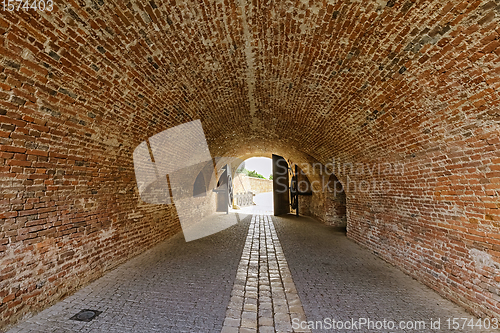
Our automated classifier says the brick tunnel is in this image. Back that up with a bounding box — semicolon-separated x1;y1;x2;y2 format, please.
1;0;500;332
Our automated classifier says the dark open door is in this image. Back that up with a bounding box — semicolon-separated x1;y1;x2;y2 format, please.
272;154;289;216
215;164;232;213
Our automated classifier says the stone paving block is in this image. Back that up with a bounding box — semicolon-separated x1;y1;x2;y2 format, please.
259;316;274;326
221;326;239;333
223;215;311;332
243;303;258;312
259;326;276;333
224;317;240;327
239;328;257;333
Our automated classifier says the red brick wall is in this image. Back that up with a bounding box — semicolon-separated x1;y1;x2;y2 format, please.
0;108;183;329
0;7;189;329
343;140;500;319
293;148;499;319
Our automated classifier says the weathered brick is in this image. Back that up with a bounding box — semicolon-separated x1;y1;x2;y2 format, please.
1;145;26;153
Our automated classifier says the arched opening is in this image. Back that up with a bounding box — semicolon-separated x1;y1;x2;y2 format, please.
233;157;273;214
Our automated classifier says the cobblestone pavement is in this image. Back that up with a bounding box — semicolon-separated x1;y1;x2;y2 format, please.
6;214;253;333
7;213;500;333
273;215;500;333
221;215;309;333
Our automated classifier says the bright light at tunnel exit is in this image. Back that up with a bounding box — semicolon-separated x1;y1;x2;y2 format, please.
237;157;273;179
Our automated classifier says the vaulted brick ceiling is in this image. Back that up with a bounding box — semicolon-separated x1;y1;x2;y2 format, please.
4;0;498;165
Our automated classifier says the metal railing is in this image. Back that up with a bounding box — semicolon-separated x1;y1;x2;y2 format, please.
234;192;254;207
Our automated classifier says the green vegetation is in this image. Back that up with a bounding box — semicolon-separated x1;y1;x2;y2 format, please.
236;167;266;179
247;169;265;179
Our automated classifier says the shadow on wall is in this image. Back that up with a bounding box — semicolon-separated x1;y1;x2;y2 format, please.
300;169;347;228
325;173;347;227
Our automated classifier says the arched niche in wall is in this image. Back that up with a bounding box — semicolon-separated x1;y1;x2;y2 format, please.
325;173;347;227
193;172;207;197
193;160;215;198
